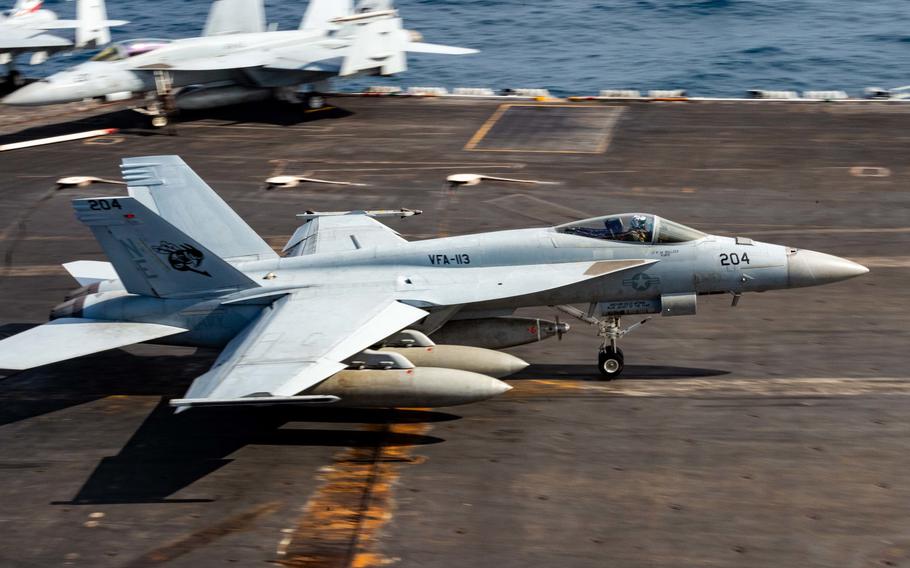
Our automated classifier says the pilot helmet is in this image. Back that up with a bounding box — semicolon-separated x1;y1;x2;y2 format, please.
630;215;648;230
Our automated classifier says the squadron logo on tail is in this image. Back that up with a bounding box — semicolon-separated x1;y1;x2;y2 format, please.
153;241;211;277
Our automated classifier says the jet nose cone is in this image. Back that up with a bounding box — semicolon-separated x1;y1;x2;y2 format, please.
2;81;64;106
787;249;869;288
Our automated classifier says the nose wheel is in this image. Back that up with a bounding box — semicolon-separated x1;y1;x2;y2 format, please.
598;347;624;378
305;93;326;110
554;305;649;381
133;71;177;131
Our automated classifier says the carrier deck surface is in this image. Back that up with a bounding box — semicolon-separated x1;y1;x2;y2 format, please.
0;97;907;567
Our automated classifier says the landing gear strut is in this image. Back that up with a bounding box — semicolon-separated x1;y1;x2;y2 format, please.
595;315;635;380
135;70;177;130
554;305;649;381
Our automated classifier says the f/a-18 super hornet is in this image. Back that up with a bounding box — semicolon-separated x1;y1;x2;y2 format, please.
0;156;868;410
0;0;126;88
2;0;476;126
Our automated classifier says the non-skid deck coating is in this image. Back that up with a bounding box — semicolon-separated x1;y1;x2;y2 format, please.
0;96;908;568
464;104;623;153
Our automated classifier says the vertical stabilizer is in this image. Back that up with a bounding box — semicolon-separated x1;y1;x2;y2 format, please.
300;0;353;30
203;0;265;36
73;196;258;298
75;0;112;47
11;0;43;18
123;156;278;262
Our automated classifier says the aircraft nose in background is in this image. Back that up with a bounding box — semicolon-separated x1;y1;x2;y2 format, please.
787;249;869;288
2;81;57;106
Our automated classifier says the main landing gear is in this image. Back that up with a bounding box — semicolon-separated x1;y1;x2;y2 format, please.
274;86;327;111
555;305;649;380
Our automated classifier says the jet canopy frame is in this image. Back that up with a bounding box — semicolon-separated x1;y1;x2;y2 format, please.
90;38;172;62
556;213;706;245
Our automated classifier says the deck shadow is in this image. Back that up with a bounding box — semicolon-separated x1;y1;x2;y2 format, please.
0;101;354;145
57;400;451;505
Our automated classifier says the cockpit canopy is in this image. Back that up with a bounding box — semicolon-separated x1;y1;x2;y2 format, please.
90;39;173;62
556;213;706;244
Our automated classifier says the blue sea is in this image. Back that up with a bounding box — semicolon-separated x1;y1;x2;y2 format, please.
30;0;910;97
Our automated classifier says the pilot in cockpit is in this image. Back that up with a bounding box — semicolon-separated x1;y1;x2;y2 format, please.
625;214;651;242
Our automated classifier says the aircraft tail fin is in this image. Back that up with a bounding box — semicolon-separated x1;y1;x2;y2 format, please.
203;0;266;36
73;196;259;299
75;0;117;47
123;156;278;263
330;1;476;77
300;0;353;30
10;0;42;18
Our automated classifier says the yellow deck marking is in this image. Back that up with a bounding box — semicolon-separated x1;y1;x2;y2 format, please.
464;103;623;153
511;378;910;398
277;420;430;568
463;103;512;150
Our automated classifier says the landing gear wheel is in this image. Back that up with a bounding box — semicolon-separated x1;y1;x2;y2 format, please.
598;347;624;380
151;115;169;128
305;93;326;110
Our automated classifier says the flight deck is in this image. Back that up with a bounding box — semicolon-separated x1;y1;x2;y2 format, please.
0;96;908;567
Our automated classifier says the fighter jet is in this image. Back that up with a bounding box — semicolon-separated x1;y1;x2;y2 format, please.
0;156;868;409
0;0;126;87
2;0;477;127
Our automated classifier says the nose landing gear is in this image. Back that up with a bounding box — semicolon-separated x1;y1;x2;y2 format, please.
134;70;177;131
555;304;650;380
598;346;624;378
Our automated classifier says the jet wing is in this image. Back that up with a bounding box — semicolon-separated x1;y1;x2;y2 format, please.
0;318;187;371
0;29;72;50
283;215;408;256
174;290;427;407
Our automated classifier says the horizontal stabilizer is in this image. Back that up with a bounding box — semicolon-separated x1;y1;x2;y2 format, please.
0;318;187;371
62;260;117;286
170;395;340;409
406;42;478;55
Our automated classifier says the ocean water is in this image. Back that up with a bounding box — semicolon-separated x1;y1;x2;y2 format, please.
29;0;910;97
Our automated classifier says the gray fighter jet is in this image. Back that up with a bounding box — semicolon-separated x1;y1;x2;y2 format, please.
2;0;476;126
0;0;126;87
0;156;868;409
